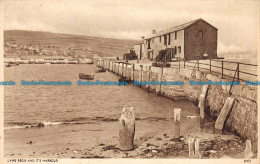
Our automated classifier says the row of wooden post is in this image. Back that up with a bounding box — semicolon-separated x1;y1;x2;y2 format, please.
119;107;181;150
119;106;253;158
101;63;254;158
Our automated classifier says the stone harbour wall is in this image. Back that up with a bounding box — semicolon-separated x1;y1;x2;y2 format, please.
97;60;258;153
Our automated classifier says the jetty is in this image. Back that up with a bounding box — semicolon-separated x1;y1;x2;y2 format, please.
96;58;258;155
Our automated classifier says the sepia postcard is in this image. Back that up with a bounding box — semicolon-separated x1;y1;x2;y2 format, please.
0;0;259;163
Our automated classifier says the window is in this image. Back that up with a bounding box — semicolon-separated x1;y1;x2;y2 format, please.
159;36;161;43
168;33;171;45
164;35;167;46
171;48;174;58
175;31;177;39
178;46;181;53
174;46;177;54
147;39;151;49
199;31;204;39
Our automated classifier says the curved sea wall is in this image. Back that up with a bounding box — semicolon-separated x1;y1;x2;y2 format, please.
97;60;258;153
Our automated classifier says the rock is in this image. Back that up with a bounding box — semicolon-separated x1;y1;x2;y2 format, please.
73;150;78;154
27;141;33;144
209;150;216;153
152;150;158;153
36;122;45;127
156;137;162;141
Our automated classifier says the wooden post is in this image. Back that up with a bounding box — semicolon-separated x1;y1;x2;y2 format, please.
132;64;135;82
244;140;253;158
209;60;211;73
139;65;143;87
189;138;200;158
189;138;195;157
221;60;224;79
215;97;235;133
146;66;151;92
121;63;124;77
237;62;240;81
117;63;120;75
198;85;208;126
119;107;135;151
173;108;181;139
140;65;143;82
194;138;200;158
158;67;163;95
199;94;205;125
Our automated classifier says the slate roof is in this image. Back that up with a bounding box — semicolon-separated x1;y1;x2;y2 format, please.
145;18;217;39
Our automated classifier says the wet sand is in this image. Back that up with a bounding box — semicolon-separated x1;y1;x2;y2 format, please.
4;102;247;159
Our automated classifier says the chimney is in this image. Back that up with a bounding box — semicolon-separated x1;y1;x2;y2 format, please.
152;30;156;34
141;36;145;44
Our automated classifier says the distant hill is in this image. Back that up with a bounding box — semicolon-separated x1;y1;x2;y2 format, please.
4;30;138;58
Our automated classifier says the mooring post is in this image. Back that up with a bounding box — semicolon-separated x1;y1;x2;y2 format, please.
139;65;143;87
147;66;151;92
215;97;235;133
199;94;205;125
189;138;200;158
194;138;200;158
244;140;253;158
132;63;135;82
121;63;124;77
119;107;135;151
189;138;195;157
117;63;120;75
158;67;163;95
141;65;143;83
173;108;181;139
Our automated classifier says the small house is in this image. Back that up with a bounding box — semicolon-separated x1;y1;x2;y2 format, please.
141;18;218;61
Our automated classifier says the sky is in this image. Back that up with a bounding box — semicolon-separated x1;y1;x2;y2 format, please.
3;0;259;54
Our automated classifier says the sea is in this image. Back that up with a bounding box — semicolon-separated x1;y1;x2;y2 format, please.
4;64;195;130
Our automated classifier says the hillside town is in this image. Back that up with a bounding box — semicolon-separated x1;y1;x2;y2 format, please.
4;41;101;59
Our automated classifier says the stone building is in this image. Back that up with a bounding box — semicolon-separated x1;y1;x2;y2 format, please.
137;18;218;61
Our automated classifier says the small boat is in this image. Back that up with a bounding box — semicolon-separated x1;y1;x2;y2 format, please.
79;73;94;80
95;68;106;73
118;77;132;84
6;63;19;67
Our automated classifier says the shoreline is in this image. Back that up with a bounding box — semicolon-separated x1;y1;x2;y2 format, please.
4;104;247;159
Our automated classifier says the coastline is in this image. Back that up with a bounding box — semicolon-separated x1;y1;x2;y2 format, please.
4;102;246;159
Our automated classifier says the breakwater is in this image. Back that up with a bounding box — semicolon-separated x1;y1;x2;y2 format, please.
4;58;93;64
97;59;258;153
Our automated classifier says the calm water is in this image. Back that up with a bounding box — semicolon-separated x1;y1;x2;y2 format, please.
4;64;196;129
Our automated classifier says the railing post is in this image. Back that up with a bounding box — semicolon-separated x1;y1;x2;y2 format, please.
197;59;199;71
210;60;211;74
221;60;224;78
179;60;180;72
237;62;240;81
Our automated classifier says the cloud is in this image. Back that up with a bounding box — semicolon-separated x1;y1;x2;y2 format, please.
3;0;259;52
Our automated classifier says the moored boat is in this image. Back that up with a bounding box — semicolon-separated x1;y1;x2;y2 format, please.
95;68;106;73
6;63;19;67
79;73;94;80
